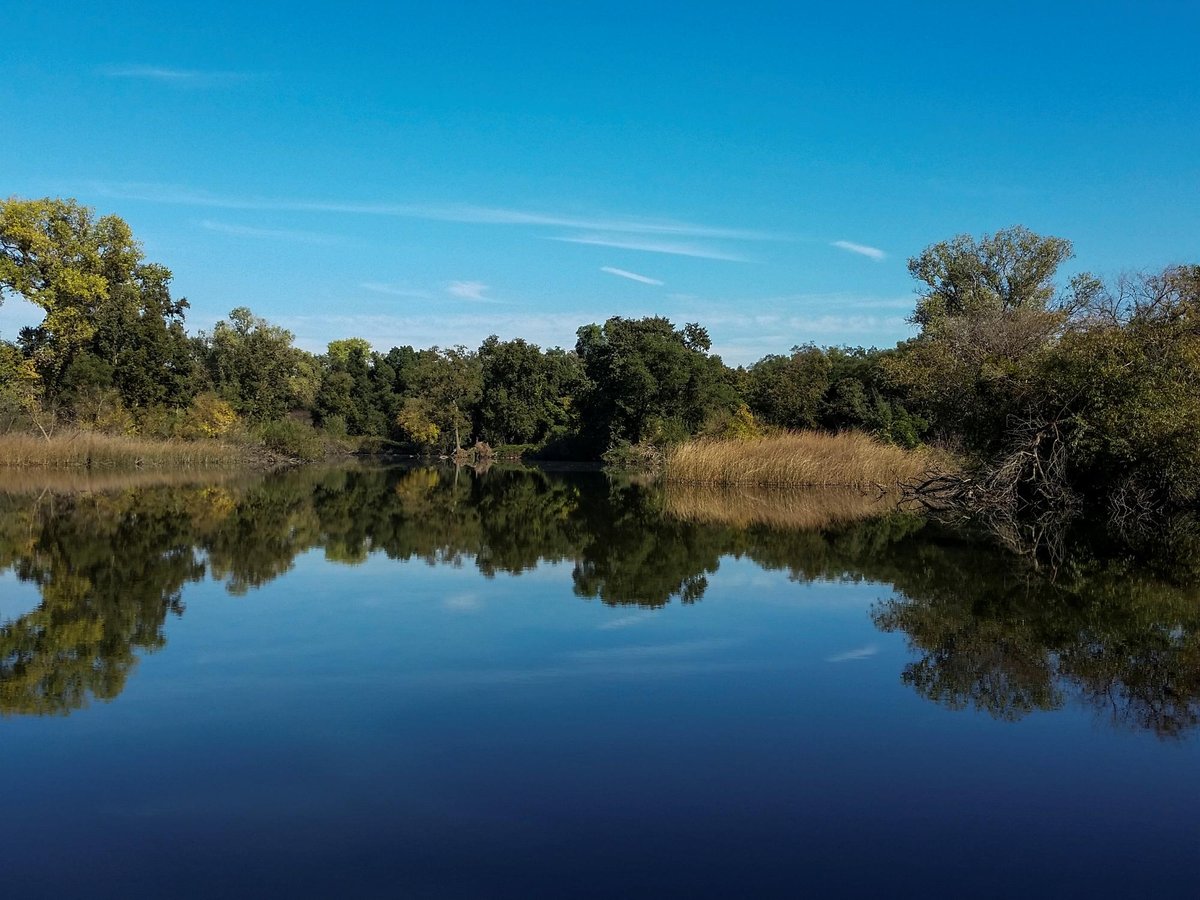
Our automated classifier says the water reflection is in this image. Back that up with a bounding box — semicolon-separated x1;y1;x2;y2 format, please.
1;464;1198;736
872;535;1200;738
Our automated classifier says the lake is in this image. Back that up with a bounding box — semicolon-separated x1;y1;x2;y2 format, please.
1;465;1197;898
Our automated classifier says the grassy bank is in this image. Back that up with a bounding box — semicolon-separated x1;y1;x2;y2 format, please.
0;431;269;470
665;430;939;487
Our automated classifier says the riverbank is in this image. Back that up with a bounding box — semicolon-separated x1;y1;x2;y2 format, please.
664;431;941;488
0;427;946;494
0;430;284;470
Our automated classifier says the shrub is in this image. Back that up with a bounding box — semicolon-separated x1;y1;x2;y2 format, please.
183;392;239;439
321;414;348;440
258;418;325;462
395;398;440;447
701;403;762;441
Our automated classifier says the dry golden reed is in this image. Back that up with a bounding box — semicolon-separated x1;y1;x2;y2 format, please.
663;482;899;530
665;430;936;488
0;466;248;495
0;431;256;471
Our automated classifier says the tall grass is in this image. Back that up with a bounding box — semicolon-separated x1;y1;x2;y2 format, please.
663;482;900;530
0;430;261;470
665;430;939;487
0;466;248;495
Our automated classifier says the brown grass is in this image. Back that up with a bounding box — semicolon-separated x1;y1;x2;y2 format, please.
0;430;261;470
663;482;900;530
665;430;939;488
0;466;249;495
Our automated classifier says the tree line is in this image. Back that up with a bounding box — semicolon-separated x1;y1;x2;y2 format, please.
3;196;1199;517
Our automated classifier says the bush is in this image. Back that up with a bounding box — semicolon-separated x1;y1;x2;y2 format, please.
258;418;326;462
73;387;136;435
701;403;762;441
644;415;692;446
394;398;441;448
322;414;348;440
181;392;239;439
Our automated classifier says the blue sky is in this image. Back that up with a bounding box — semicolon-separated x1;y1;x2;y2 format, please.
2;1;1197;364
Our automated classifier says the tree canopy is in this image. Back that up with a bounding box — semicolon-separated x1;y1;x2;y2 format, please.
574;316;737;445
907;225;1074;328
0;197;194;412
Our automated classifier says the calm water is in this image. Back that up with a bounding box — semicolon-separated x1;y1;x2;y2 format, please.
1;465;1197;898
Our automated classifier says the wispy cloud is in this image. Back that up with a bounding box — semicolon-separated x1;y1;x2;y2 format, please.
88;182;775;242
360;282;433;299
598;613;653;630
554;234;750;262
99;66;256;86
415;658;766;686
275;303;914;367
826;644;879;663
437;207;770;240
443;592;482;612
667;296;915;365
446;281;493;302
199;220;337;244
678;307;908;336
278;310;607;356
831;240;887;261
566;639;738;662
785;314;905;334
706;313;910;363
600;266;664;285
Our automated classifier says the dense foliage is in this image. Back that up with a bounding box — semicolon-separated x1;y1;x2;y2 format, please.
3;196;1199;520
886;227;1200;519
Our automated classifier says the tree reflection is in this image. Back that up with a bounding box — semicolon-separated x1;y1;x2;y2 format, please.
872;528;1200;738
0;489;202;714
1;465;1198;736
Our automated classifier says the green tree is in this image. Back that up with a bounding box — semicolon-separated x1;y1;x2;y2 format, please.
0;341;40;433
409;346;482;450
746;344;832;429
907;225;1074;328
817;347;926;447
315;339;402;437
476;336;582;445
86;259;196;411
316;338;371;434
0;197;194;410
0;198;120;387
884;226;1082;453
201;307;308;421
477;336;546;444
1037;265;1200;507
574;316;737;447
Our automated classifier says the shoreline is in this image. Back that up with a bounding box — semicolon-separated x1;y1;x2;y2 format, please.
0;430;292;471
